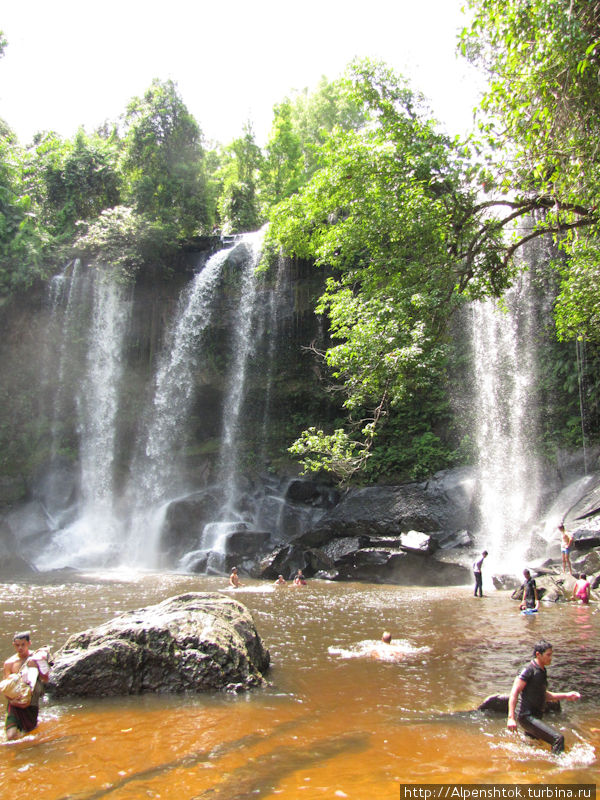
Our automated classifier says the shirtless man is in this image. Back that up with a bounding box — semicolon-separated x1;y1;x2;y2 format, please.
559;523;573;574
3;632;50;740
229;567;242;588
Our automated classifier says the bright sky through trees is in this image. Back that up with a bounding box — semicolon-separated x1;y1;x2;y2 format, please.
0;0;483;145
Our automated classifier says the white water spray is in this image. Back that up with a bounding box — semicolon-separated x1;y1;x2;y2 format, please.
471;267;543;569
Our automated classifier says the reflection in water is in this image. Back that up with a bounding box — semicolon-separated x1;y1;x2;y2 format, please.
0;574;598;797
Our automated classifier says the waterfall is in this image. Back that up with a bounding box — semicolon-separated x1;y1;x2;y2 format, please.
197;229;267;570
37;266;132;569
471;265;543;568
124;245;233;565
23;230;323;574
215;228;266;507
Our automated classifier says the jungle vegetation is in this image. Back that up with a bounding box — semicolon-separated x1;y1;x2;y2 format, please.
0;0;598;484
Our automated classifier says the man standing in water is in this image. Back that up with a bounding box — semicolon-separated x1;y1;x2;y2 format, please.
519;569;539;611
472;550;488;597
3;631;50;740
507;639;580;753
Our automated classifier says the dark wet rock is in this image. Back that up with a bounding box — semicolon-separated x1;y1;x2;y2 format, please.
298;471;477;549
47;592;270;698
492;573;522;591
572;547;600;575
478;694;560;714
159;490;224;558
226;529;271;557
0;553;39;579
571;529;600;551
284;479;340;508
260;531;470;585
332;547;469;585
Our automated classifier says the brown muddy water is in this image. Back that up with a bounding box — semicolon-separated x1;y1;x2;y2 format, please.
1;572;598;798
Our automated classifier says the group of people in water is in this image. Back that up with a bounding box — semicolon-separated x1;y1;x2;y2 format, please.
468;521;591;754
228;566;307;588
472;522;593;607
2;524;591;754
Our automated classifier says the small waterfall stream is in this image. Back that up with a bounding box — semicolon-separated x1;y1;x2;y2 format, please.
38;266;132;568
470;254;544;568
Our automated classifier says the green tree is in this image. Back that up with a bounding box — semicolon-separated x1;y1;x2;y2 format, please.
269;60;484;481
461;0;600;341
28;128;121;241
120;79;211;236
289;75;365;179
0;127;49;295
216;122;262;233
260;99;304;209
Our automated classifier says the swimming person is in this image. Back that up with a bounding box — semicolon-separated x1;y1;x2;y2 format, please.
229;567;242;588
507;639;580;753
3;632;50;741
293;570;307;586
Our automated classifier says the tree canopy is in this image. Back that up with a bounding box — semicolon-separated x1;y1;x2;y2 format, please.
268;60;489;479
461;0;600;342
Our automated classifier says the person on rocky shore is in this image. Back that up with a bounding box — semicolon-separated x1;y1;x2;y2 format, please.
519;569;539;612
573;573;591;604
472;550;488;597
273;575;287;586
507;639;580;754
559;523;573;574
3;631;50;741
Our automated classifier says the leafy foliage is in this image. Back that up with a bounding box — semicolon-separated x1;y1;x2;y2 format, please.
216;123;263;233
462;0;600;341
73;206;178;282
271;60;481;480
120;79;211;236
28;128;121;240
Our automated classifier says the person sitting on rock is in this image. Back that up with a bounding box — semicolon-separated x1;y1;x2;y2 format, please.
573;573;591;604
273;575;287;586
229;567;243;588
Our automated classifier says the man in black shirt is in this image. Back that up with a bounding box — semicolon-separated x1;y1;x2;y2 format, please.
519;569;539;611
507;640;580;753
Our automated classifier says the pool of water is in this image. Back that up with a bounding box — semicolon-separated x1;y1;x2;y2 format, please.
1;572;598;797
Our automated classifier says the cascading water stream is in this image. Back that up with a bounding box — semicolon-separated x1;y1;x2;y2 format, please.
200;229;266;570
125;244;234;565
471;266;543;569
37;267;132;569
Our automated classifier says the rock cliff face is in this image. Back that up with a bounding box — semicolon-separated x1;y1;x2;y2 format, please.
47;593;270;697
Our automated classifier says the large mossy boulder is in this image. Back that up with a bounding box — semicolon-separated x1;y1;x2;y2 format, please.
47;592;270;698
